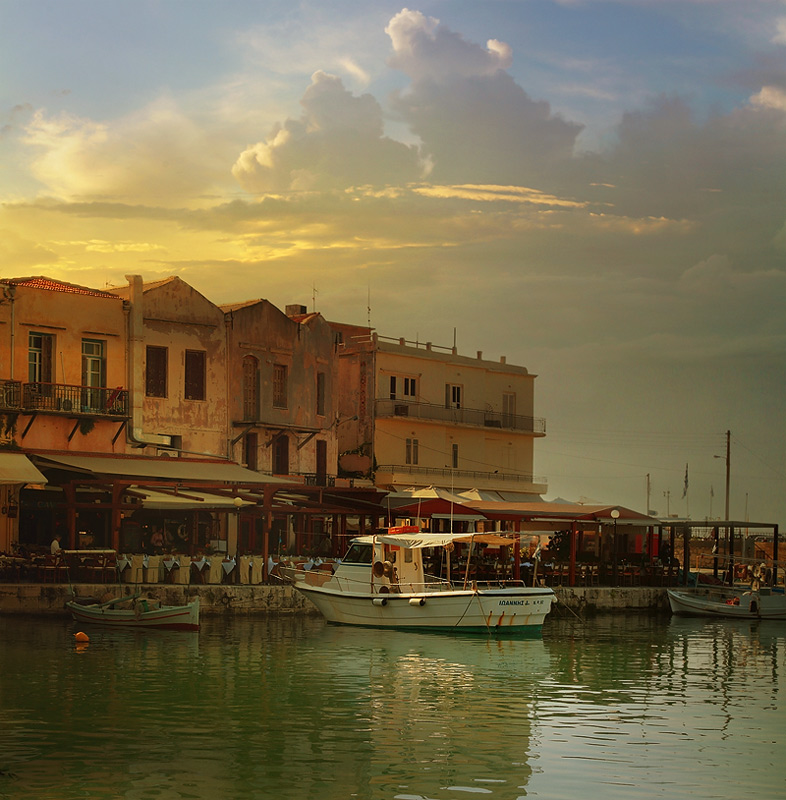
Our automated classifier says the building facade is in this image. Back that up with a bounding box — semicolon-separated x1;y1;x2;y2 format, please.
331;326;547;497
221;300;340;483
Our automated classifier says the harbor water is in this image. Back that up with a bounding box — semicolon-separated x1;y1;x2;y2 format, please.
0;613;782;800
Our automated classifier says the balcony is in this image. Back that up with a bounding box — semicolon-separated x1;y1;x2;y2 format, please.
0;380;128;418
375;464;548;490
375;398;546;435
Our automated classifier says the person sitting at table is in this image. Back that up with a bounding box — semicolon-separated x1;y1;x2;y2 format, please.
50;534;63;556
149;528;164;553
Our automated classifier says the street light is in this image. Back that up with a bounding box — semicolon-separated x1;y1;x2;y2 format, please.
611;509;620;584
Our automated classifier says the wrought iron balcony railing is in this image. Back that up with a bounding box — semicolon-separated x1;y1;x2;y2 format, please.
0;380;128;418
375;398;546;435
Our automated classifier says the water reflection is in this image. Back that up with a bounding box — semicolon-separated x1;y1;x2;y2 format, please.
0;615;783;800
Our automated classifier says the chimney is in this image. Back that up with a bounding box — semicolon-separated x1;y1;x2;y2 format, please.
286;304;308;317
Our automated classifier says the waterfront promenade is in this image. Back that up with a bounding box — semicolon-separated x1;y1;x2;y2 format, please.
0;581;671;618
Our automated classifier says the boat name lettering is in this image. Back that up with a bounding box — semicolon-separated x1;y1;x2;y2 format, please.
499;600;527;606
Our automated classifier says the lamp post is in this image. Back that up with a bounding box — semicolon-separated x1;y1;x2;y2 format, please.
714;430;731;580
232;495;243;559
611;509;620;584
713;430;731;521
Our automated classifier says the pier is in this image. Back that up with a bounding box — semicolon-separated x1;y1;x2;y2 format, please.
0;582;671;618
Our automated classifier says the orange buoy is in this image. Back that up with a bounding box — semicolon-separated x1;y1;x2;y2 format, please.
74;631;89;643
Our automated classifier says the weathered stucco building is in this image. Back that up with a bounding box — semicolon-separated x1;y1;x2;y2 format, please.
221;300;339;483
330;324;547;497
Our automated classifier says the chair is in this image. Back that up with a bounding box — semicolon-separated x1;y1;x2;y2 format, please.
190;558;209;585
38;554;67;583
98;553;118;583
205;558;223;584
249;558;264;584
144;555;162;583
127;554;145;583
238;556;252;585
78;555;102;583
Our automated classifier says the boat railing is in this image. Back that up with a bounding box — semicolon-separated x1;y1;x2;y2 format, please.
281;566;531;594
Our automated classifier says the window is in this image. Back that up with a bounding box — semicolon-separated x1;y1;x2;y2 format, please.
502;444;514;471
244;432;258;471
146;346;167;398
316;372;326;416
502;392;516;427
273;364;288;409
343;543;372;564
184;350;206;400
316;439;327;484
406;437;419;465
452;443;459;469
242;355;259;420
390;375;417;400
446;384;462;409
81;339;106;410
28;332;54;386
273;433;289;475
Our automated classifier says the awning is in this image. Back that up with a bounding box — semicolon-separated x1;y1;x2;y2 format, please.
130;488;256;510
353;533;479;549
465;500;654;524
0;453;47;484
32;454;293;485
392;497;486;521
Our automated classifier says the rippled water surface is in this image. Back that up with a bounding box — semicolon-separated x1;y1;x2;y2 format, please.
0;612;782;799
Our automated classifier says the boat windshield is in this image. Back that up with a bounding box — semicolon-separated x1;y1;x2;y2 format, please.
342;543;373;564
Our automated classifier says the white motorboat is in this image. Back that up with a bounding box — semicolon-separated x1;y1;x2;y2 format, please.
66;593;200;630
287;528;555;635
667;586;786;620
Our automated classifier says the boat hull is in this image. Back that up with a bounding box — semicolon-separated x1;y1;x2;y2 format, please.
667;588;786;620
66;598;200;631
294;584;554;634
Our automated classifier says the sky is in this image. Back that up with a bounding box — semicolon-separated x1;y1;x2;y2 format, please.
2;0;785;527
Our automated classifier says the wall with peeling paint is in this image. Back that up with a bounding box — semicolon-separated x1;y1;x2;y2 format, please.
224;300;340;478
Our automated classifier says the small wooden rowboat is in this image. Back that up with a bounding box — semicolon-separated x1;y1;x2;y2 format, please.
66;593;200;631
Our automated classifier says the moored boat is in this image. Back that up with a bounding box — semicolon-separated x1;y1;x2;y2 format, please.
66;593;200;630
667;586;786;620
286;528;554;635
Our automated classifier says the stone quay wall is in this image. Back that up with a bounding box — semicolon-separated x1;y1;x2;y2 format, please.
0;583;672;618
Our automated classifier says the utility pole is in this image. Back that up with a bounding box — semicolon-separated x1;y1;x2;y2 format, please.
663;489;671;517
714;430;731;521
724;429;730;521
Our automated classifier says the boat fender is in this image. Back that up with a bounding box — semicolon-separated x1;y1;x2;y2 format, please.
382;560;394;577
372;597;387;606
409;597;426;606
372;561;385;577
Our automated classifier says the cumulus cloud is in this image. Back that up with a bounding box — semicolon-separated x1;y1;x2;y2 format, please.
386;9;512;80
232;70;422;192
775;17;786;45
386;9;582;185
750;85;786;110
22;98;231;205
